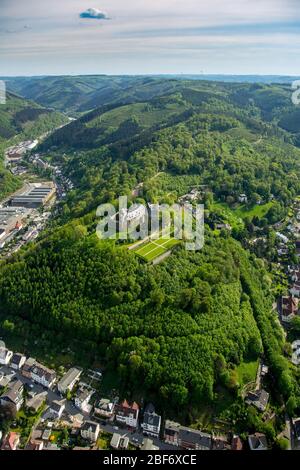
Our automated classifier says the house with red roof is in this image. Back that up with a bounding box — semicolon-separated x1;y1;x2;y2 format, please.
115;399;139;429
281;296;299;323
1;432;20;450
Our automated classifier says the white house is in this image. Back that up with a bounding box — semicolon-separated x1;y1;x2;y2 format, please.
94;398;115;419
276;232;289;244
80;421;100;443
30;362;56;389
75;388;93;413
57;367;82;395
121;204;146;223
238;194;248;203
290;282;300;298
292;340;300;366
49;399;66;420
0;347;13;365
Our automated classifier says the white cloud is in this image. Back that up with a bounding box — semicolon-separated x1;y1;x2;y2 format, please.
79;8;110;20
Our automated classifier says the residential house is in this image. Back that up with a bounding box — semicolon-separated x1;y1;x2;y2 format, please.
94;398;115;419
212;435;231;450
43;443;60;451
238;194;248;203
292;340;300;366
0;371;15;388
231;435;243;451
141;438;159;451
110;433;121;449
1;432;20;450
10;352;26;370
215;223;232;231
70;413;84;427
25;439;44;450
110;433;129;450
291;270;300;283
261;365;269;378
164;420;181;445
245;389;269;412
290;282;300;298
57;367;82;395
48;399;66;420
248;433;268;451
75;387;94;413
0;346;13;365
80;421;100;443
115;400;140;429
164;421;212;450
276;232;289;244
293;418;300;442
178;427;212;450
26;392;47;414
142;403;161;438
22;357;36;379
30;362;56;389
42;429;51;441
0;379;24;412
281;296;298;323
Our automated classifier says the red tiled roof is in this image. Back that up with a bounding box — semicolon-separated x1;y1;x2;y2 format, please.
282;296;298;315
1;432;20;450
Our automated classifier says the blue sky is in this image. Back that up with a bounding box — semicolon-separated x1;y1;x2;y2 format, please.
0;0;299;76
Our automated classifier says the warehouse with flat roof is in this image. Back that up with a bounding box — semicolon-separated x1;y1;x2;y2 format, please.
10;186;55;208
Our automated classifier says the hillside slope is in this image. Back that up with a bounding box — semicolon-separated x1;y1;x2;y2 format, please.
0;92;68;199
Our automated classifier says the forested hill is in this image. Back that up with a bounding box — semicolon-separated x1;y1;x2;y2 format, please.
0;92;68;199
3;74;299;116
0;229;286;412
0;92;67;141
0;78;300;428
38;80;300;153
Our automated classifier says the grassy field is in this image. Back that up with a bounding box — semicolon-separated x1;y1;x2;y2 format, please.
234;202;274;220
236;360;259;386
213;201;274;227
134;237;180;262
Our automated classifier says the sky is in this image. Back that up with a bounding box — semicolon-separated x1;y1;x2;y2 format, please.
0;0;300;76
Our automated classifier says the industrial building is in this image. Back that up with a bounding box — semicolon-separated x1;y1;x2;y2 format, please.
9;186;55;208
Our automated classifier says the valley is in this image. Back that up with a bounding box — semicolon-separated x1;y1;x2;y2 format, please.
0;75;300;450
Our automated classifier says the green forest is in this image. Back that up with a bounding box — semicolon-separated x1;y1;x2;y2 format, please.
1;76;300;434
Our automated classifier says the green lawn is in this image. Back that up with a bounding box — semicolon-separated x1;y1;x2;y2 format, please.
134;237;180;262
213;201;274;227
12;405;46;448
236;360;259;386
234;202;274;220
